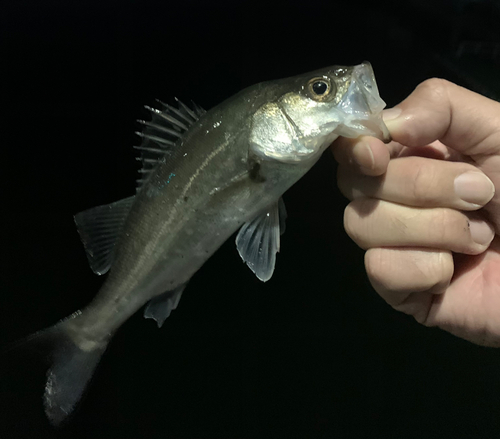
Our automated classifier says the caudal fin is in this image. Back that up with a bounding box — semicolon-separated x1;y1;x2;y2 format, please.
22;315;109;426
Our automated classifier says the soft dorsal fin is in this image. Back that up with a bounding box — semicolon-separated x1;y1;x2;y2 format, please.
144;284;187;328
235;197;287;282
74;196;135;275
134;99;206;190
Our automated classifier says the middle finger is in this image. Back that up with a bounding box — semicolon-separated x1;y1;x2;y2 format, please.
338;155;495;211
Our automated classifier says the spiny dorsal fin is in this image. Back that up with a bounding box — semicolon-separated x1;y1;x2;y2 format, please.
74;196;135;275
134;99;206;191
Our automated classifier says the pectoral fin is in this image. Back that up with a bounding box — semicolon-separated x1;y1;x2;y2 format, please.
235;198;286;282
144;284;186;328
277;196;287;235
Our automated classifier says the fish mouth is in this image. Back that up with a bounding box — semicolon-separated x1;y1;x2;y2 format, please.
337;62;392;143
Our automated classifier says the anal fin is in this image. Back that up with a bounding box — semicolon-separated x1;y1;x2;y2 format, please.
144;284;186;328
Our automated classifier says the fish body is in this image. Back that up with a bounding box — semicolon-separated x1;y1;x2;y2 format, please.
32;63;390;424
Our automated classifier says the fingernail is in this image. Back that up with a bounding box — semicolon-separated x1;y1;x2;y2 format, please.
382;107;402;121
454;172;495;206
469;220;495;246
352;141;374;170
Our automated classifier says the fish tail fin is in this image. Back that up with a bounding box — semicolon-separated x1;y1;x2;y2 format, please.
17;314;109;426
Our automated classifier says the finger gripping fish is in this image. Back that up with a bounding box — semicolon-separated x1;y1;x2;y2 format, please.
29;62;390;425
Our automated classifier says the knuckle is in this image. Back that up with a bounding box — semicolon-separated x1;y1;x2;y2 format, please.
343;199;373;248
416;78;452;102
434;251;454;284
418;253;453;327
344;198;382;249
398;78;455;147
343;204;359;242
364;249;394;299
423;251;453;290
365;248;399;288
410;160;440;205
430;208;456;243
364;248;381;280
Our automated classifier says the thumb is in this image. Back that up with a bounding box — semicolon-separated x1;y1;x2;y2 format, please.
384;78;500;158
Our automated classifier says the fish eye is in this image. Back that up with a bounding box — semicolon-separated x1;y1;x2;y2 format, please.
307;77;333;101
312;81;328;95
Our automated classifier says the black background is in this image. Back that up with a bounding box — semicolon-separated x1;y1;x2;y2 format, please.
1;1;500;438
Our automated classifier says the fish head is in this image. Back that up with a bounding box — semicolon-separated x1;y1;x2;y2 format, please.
249;62;391;164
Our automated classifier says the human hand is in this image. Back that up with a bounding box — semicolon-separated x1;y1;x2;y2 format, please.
332;78;500;347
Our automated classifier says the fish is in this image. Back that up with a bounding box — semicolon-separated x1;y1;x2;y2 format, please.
24;62;390;425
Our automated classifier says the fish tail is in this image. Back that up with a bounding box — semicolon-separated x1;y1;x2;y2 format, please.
18;313;109;426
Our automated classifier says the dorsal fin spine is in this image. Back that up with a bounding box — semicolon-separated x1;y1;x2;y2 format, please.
175;97;198;121
155;100;193;125
135;131;176;146
156;111;189;131
191;100;207;117
137;120;183;138
133;145;166;154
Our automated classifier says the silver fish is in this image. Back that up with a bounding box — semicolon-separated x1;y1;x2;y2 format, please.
30;62;390;425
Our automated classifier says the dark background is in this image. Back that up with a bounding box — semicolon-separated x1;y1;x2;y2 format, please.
1;0;500;438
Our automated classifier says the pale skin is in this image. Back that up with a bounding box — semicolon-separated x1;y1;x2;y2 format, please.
331;78;500;347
